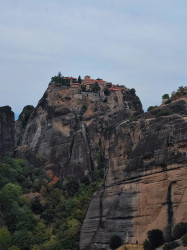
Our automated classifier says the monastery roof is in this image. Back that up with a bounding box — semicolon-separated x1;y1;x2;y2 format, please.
64;77;77;80
109;87;124;91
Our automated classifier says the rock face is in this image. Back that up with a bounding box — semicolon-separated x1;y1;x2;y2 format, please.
16;86;143;179
0;106;15;157
80;100;187;249
1;84;186;250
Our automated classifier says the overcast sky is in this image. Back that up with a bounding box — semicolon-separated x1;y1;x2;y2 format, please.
0;0;187;118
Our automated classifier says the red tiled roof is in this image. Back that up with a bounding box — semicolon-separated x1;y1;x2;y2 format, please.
109;88;123;91
64;77;77;80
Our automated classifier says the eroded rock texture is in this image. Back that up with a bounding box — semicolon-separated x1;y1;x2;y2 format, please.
80;100;187;249
0;106;15;157
16;86;142;179
1;84;186;250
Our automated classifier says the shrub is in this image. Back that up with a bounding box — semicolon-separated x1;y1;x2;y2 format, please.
143;229;164;250
147;105;158;111
173;222;187;239
109;235;123;250
157;110;171;117
182;233;187;246
163;241;179;249
130;88;136;94
162;94;170;99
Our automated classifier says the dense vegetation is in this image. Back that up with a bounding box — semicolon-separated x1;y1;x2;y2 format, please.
0;157;105;250
49;72;70;87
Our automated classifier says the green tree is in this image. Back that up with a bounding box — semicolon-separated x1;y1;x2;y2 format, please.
90;82;101;93
78;75;82;84
81;85;86;92
0;226;11;250
162;94;169;99
130;88;136;94
2;183;22;200
12;230;33;250
147;106;158;112
143;229;164;250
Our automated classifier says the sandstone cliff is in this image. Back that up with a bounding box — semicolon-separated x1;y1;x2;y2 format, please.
15;86;143;179
80;99;187;249
0;106;15;157
0;84;186;250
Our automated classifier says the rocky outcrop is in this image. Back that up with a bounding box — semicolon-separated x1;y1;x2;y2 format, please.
1;83;186;250
15;105;35;146
15;86;143;179
80;99;187;249
0;106;15;157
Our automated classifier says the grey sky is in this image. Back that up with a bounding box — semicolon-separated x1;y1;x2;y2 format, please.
0;0;187;117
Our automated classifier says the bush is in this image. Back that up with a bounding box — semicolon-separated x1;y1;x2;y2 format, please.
130;88;136;94
163;241;179;250
162;94;170;99
182;233;187;246
109;235;123;250
143;229;164;250
173;222;187;239
157;110;171;117
147;105;158;111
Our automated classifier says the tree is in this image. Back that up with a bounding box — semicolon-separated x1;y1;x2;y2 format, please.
143;229;164;250
58;72;62;78
109;235;123;250
130;88;136;94
12;230;33;249
78;75;82;84
147;106;158;112
162;94;169;99
81;85;86;92
91;82;101;93
0;226;11;250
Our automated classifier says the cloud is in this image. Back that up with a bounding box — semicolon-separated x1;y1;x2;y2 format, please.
0;0;187;114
